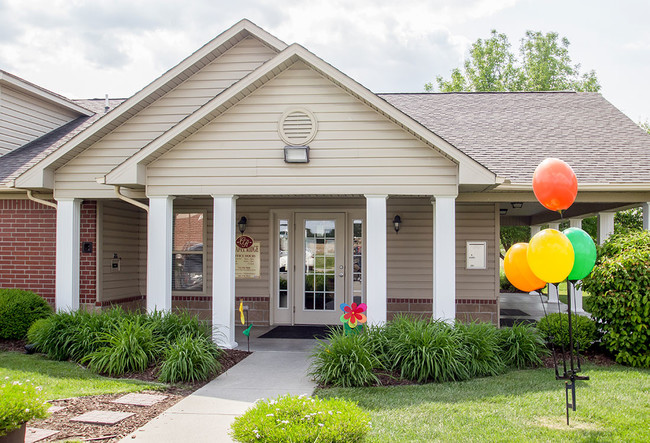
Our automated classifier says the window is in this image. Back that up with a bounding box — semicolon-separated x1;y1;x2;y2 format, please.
278;219;289;308
352;219;364;304
172;211;205;292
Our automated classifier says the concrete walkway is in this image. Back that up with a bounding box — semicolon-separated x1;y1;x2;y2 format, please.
120;327;318;442
500;292;590;326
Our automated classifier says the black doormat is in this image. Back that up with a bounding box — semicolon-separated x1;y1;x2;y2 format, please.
259;325;340;339
500;308;530;317
499;318;537;327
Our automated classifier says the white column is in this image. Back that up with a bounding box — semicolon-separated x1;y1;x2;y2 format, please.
55;198;81;312
569;218;582;229
147;196;174;312
365;195;387;325
642;203;650;231
597;212;615;245
212;195;238;348
432;196;456;322
547;283;559;304
568;218;584;311
548;222;560;230
530;225;541;237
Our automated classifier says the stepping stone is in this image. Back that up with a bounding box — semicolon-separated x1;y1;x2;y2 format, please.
25;428;59;443
112;392;168;407
47;405;66;413
70;410;134;425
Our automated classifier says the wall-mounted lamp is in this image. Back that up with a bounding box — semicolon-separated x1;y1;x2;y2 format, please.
510;202;523;209
499;208;508;216
284;146;310;163
238;216;248;234
393;215;402;233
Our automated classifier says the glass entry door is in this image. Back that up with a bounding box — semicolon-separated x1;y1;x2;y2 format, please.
294;213;345;324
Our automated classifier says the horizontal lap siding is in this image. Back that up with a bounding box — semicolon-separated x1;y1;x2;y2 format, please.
54;37;277;197
0;86;79;155
455;203;499;301
146;62;457;196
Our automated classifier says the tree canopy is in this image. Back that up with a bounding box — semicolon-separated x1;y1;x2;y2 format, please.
427;30;600;93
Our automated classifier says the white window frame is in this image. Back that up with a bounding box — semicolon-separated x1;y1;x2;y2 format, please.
172;209;207;295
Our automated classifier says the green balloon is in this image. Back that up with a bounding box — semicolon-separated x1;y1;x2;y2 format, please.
563;227;597;281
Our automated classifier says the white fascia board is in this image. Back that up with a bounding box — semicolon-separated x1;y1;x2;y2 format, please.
14;19;287;190
498;182;650;192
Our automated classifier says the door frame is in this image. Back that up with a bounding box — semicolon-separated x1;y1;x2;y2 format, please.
269;208;366;325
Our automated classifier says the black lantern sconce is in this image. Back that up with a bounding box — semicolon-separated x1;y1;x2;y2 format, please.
393;215;402;233
511;202;523;209
238;216;247;234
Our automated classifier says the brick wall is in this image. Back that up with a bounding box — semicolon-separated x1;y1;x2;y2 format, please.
80;201;97;306
0;199;56;305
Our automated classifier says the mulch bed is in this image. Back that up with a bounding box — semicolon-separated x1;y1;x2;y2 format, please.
1;341;250;442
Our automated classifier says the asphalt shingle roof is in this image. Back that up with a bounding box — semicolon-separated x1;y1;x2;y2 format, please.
379;91;650;184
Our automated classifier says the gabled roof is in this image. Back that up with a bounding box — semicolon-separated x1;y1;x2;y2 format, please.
103;44;496;188
15;19;287;189
0;70;93;116
380;92;650;185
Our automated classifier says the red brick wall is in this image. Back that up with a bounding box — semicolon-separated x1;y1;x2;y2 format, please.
0;199;98;309
0;199;56;305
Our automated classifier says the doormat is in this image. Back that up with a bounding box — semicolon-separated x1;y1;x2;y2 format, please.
500;308;530;317
259;325;340;339
499;318;537;328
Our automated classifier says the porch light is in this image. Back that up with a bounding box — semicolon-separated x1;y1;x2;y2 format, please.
238;216;247;234
511;202;523;209
500;208;508;216
393;215;402;233
284;146;310;163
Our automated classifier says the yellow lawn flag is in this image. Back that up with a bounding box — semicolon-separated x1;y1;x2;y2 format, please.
239;301;245;325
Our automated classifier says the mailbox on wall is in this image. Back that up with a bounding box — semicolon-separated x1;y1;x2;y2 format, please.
466;241;487;270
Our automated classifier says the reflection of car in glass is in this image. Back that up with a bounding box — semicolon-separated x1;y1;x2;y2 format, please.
175;243;203;290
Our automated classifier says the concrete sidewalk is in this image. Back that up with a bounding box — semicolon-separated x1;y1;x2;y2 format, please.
120;328;318;442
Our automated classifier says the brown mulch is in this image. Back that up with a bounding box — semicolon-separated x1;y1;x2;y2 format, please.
542;349;616;369
0;343;250;443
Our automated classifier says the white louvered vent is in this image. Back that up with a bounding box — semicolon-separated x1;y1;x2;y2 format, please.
278;109;318;145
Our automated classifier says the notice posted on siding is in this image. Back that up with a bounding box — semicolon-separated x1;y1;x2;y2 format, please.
236;241;261;279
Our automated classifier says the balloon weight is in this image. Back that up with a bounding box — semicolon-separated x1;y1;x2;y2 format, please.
504;243;546;292
563;227;597;280
527;229;575;283
532;158;578;212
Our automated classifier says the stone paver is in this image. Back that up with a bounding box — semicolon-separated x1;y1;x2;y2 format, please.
25;428;59;443
47;405;66;413
112;393;168;407
71;410;134;425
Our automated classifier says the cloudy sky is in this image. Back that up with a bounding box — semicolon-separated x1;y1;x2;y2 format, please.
1;0;648;123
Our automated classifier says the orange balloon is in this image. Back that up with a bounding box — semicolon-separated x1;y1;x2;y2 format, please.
532;158;578;212
504;243;546;292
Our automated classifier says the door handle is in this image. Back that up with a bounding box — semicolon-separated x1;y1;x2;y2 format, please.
338;273;344;277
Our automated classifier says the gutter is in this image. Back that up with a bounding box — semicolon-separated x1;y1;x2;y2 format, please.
26;190;57;209
113;185;149;213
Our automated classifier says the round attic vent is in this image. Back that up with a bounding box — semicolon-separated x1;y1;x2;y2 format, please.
278;109;318;145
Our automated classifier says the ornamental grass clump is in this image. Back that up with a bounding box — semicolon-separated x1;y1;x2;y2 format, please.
497;323;547;369
457;321;506;378
230;394;371;443
310;327;382;387
0;377;49;437
159;335;223;383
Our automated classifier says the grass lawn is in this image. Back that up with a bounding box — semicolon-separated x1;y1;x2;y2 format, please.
318;364;650;442
0;351;163;400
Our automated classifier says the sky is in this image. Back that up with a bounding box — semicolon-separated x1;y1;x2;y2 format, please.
1;0;649;124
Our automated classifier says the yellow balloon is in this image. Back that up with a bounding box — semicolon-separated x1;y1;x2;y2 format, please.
527;229;574;283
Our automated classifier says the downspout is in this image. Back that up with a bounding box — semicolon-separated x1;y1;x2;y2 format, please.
26;190;57;209
114;185;149;212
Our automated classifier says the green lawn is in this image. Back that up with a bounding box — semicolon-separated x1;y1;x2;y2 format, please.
0;351;163;400
318;364;650;442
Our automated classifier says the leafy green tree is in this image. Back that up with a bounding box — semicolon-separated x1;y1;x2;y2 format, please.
640;121;650;134
499;225;530;259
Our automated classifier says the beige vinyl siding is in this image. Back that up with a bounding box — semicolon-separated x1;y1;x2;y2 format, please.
0;85;79;155
54;37;277;197
146;62;458;196
99;200;147;302
455;203;499;300
387;198;433;300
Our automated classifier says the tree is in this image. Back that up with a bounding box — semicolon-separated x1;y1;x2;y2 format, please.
429;30;600;93
640;121;650;134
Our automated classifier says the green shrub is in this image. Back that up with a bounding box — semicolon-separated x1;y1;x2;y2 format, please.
147;309;211;343
0;289;52;339
310;327;381;387
537;313;598;352
230;394;371;443
386;317;469;383
497;323;547;369
457;322;506;377
582;230;650;367
82;318;164;376
159;335;222;383
0;378;49;436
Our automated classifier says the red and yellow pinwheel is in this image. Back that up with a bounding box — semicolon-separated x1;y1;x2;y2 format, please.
340;302;367;328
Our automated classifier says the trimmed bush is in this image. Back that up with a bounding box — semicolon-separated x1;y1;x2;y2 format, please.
457;322;506;377
582;230;650;367
159;335;222;383
310;327;381;387
230;394;371;443
497;323;547;369
147;309;211;342
0;378;49;437
0;289;52;339
537;313;598;352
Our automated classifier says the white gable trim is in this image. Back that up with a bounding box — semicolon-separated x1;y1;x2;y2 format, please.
104;44;496;187
14;19;287;189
